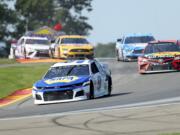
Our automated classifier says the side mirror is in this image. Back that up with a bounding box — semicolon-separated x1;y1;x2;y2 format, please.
117;38;122;42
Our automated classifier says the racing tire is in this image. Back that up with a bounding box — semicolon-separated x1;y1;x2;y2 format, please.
89;81;94;99
107;76;112;96
23;48;27;59
49;50;54;58
121;49;125;62
116;50;120;61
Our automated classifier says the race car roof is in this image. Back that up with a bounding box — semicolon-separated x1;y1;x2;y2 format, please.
149;40;178;44
57;35;86;39
52;60;92;67
21;36;48;40
125;33;153;37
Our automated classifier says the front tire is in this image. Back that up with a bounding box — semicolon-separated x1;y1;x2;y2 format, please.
23;48;27;59
120;49;125;62
49;49;54;58
89;82;94;99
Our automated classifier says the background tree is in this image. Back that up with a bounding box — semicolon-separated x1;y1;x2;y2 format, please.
0;0;16;41
95;42;116;58
55;0;93;35
15;0;93;36
15;0;54;32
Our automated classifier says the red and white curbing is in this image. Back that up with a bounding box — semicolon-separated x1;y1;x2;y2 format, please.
16;58;65;64
0;88;32;108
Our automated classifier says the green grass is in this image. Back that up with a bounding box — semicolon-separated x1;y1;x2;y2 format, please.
0;63;53;98
0;58;17;65
160;133;180;135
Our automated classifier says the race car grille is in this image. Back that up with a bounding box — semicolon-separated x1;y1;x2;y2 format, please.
150;63;173;71
133;49;143;54
70;49;90;52
37;83;83;90
43;90;73;101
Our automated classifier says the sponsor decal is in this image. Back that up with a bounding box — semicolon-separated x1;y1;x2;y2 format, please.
146;52;180;58
172;58;180;70
45;76;79;84
174;56;180;60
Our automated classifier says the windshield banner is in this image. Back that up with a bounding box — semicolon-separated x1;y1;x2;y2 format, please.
45;76;79;84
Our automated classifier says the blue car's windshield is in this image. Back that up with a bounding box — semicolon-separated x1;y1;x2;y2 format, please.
144;42;180;54
44;65;89;79
125;36;155;44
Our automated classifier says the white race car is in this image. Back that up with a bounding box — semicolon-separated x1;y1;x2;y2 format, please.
32;59;112;104
15;36;50;58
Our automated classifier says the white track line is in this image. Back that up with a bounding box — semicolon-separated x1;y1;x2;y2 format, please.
1;96;180;121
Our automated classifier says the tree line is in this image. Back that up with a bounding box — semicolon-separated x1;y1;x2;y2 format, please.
0;0;93;42
94;42;116;58
0;0;116;58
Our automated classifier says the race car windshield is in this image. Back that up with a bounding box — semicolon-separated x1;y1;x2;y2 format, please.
61;38;89;44
44;65;90;79
25;39;50;45
144;42;180;54
125;36;155;44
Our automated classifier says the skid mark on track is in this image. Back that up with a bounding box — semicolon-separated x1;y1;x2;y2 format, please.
50;111;180;135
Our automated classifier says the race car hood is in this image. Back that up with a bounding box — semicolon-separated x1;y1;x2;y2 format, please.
25;44;50;50
34;75;90;89
123;43;147;51
60;44;93;50
144;52;180;58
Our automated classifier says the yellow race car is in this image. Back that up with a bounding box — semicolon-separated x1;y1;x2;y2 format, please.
49;35;94;59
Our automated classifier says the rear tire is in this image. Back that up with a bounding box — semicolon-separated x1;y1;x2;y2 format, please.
116;50;120;61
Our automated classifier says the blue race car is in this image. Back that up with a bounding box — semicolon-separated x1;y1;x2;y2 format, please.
32;59;112;104
116;33;155;61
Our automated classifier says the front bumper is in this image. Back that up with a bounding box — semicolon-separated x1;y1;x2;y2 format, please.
26;49;49;58
139;62;177;74
63;52;94;59
32;86;89;104
124;53;143;61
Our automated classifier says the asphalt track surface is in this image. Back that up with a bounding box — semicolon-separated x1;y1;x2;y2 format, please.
0;58;180;119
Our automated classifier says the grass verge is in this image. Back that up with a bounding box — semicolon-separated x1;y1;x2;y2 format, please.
160;133;180;135
0;63;52;98
0;58;17;65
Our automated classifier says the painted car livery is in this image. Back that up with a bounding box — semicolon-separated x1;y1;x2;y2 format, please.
49;35;94;59
32;59;112;104
138;40;180;74
116;33;155;61
15;36;50;58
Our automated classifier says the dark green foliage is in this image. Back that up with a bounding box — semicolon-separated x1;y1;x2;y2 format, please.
95;42;116;58
15;0;54;31
55;0;93;35
0;0;16;41
0;0;93;57
15;0;93;35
